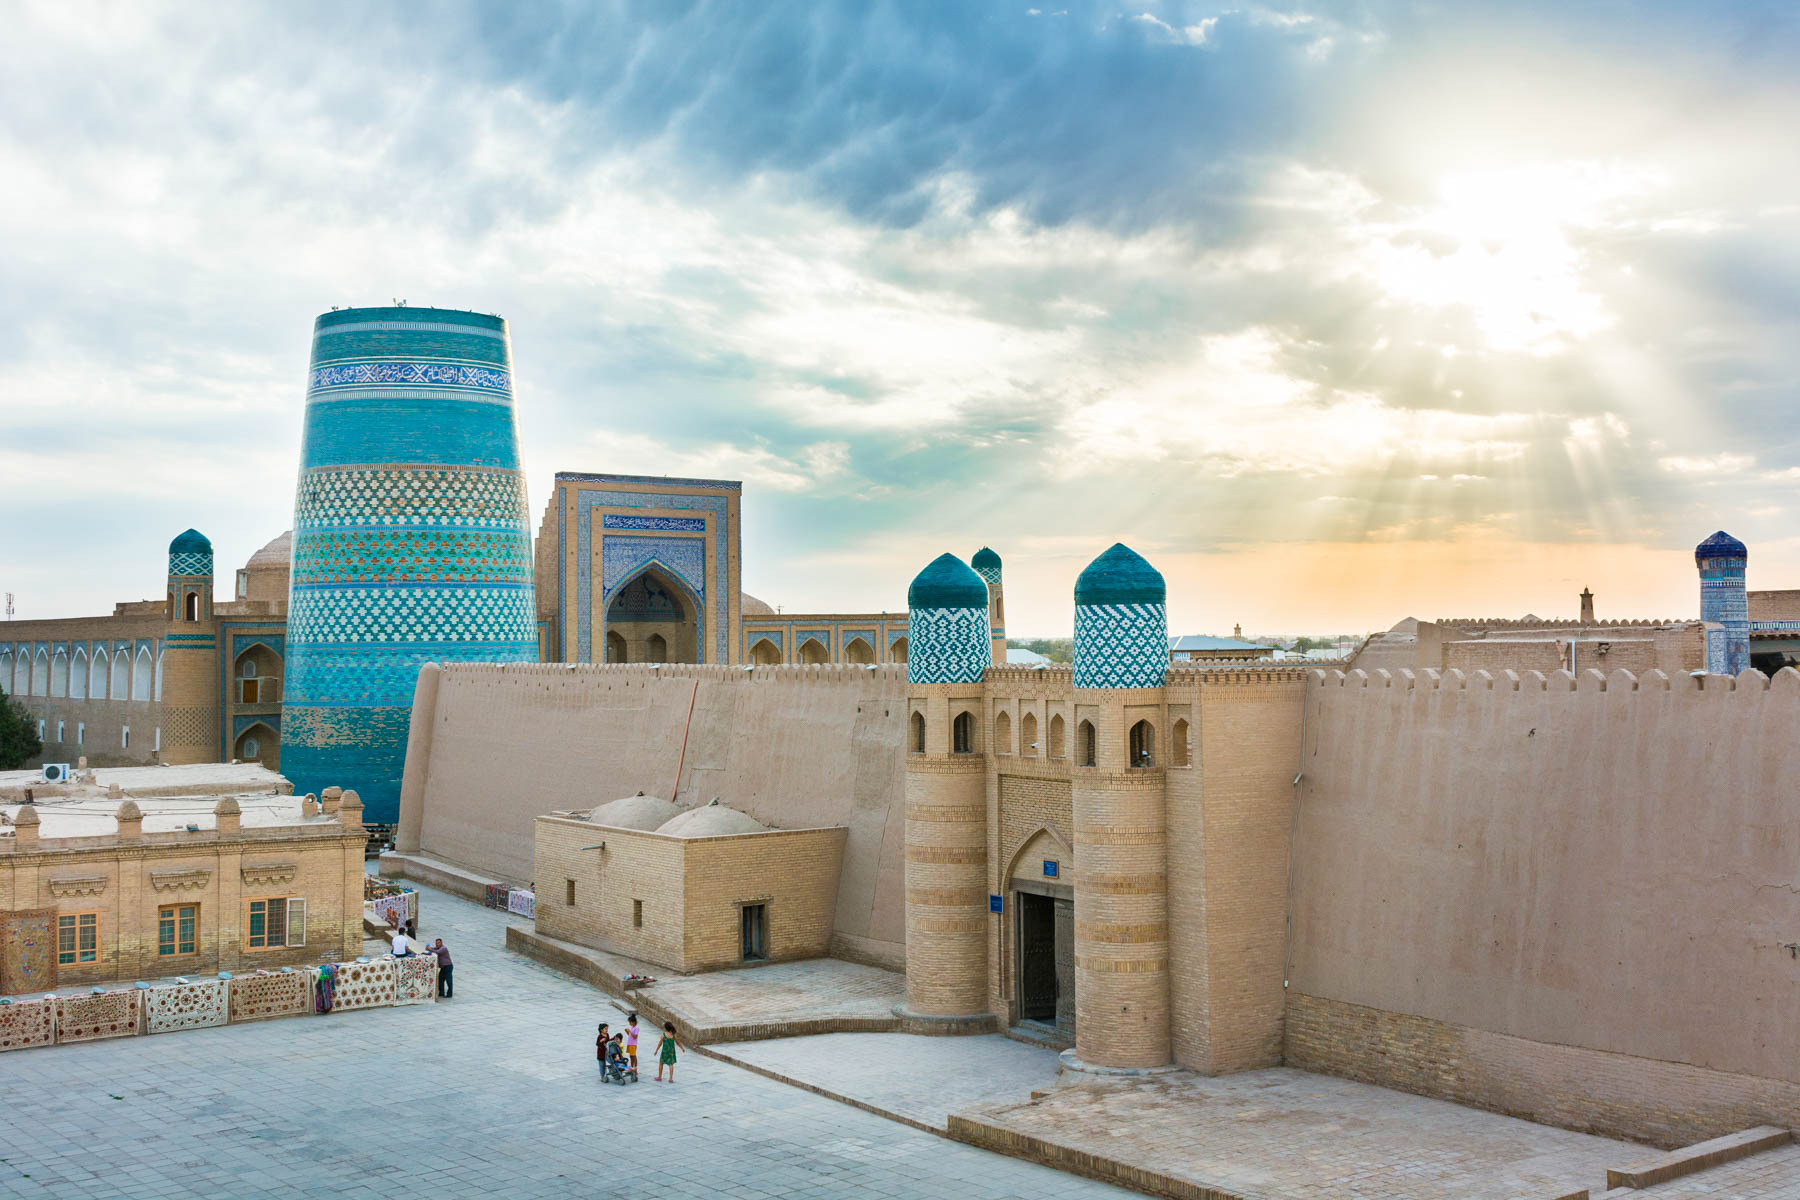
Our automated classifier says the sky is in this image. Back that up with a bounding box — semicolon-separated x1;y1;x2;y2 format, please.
3;1;1798;637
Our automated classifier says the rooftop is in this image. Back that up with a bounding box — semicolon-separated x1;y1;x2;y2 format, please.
1170;634;1269;652
2;792;335;838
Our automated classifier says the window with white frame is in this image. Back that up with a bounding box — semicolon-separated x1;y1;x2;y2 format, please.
246;897;306;949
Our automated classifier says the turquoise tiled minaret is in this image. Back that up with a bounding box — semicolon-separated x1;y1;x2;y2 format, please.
280;307;538;822
906;554;991;685
1696;530;1749;675
1073;543;1166;689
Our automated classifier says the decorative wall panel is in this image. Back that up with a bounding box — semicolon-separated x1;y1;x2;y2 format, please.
228;971;311;1022
144;979;229;1034
1;910;56;996
331;958;398;1011
393;956;438;1006
55;990;142;1043
0;999;55;1052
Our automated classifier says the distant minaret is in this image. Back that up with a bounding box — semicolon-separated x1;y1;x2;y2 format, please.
1695;531;1749;675
971;547;1005;665
1579;588;1595;625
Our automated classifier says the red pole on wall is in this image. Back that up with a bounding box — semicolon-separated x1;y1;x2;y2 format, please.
669;678;699;804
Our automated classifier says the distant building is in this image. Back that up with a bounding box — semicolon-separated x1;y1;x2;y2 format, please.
1169;633;1271;663
1006;647;1052;666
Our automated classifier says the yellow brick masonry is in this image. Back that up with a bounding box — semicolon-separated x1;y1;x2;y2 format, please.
1071;686;1171;1070
903;684;988;1018
0;795;365;987
532;814;846;974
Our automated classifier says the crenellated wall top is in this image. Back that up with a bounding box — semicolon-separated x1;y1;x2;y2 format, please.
1309;664;1793;697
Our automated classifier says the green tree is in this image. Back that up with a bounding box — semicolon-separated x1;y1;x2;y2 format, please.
0;686;41;770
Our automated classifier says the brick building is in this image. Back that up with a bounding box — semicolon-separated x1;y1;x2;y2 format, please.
0;776;367;993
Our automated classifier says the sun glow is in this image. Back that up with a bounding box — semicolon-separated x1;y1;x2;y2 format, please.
1361;162;1657;354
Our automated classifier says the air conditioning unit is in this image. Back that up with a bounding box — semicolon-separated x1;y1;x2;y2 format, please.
41;763;73;784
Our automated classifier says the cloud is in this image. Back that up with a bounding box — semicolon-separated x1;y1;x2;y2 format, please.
3;0;1800;632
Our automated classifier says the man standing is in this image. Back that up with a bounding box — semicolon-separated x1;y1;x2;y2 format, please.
432;938;453;998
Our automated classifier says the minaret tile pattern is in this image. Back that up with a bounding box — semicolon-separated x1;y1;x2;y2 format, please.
1696;530;1749;676
280;307;538;822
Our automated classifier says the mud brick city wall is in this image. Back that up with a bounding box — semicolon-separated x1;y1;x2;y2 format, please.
1169;669;1306;1076
1286;665;1800;1144
402;662;908;968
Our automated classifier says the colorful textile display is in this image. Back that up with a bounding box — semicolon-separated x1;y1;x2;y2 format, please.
0;998;55;1052
144;979;228;1034
392;955;437;1005
506;889;535;918
332;958;398;1011
55;989;142;1043
484;884;508;909
1;909;57;996
316;963;338;1013
228;970;310;1022
372;893;409;929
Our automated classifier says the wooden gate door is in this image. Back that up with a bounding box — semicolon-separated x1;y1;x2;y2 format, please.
1054;897;1075;1036
1017;893;1057;1022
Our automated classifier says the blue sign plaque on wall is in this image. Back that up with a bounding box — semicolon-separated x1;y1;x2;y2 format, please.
1043;860;1059;878
989;894;1004;913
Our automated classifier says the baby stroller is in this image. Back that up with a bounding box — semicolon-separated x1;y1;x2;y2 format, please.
602;1049;638;1085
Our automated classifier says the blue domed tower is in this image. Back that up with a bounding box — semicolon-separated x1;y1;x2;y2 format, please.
166;528;214;622
281;306;539;822
1072;543;1167;690
1069;542;1172;1071
906;554;992;685
971;547;1006;665
899;553;993;1027
1696;530;1749;675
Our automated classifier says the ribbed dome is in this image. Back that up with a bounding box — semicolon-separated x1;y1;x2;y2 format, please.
908;553;988;609
971;547;1002;571
168;528;212;554
1074;543;1165;605
246;531;293;569
740;592;776;617
1695;530;1747;561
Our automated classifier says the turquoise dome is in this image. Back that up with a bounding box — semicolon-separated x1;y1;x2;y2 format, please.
1074;543;1164;606
971;547;1002;571
168;528;212;554
908;553;988;609
1695;530;1747;562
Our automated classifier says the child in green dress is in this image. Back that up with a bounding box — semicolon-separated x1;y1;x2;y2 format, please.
654;1021;680;1082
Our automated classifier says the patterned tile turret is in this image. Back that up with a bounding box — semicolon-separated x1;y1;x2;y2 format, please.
166;528;213;578
281;307;538;821
1073;543;1167;690
1696;529;1749;675
906;553;991;684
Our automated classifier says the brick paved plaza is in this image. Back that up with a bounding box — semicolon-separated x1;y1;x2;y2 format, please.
4;879;1795;1200
0;883;1126;1200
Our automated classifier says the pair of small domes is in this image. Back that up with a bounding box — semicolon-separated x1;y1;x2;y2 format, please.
908;543;1163;608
